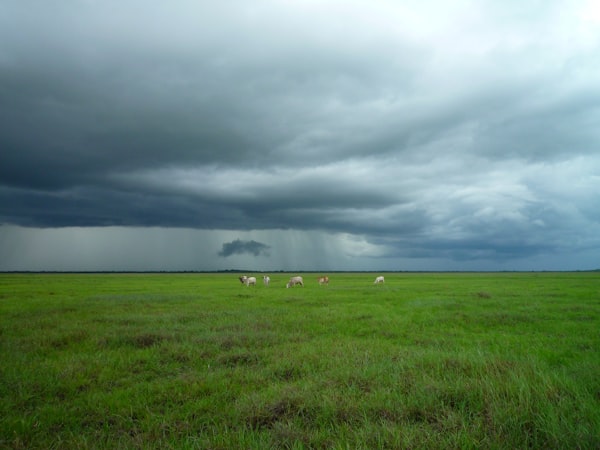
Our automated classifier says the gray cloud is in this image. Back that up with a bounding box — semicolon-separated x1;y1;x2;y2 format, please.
218;239;271;258
1;0;599;270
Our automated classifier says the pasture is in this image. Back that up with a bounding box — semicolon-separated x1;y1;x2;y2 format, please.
1;272;599;449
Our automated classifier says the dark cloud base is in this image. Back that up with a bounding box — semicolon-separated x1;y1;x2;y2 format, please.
218;239;271;258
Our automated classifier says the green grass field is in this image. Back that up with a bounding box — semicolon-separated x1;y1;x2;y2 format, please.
1;272;599;449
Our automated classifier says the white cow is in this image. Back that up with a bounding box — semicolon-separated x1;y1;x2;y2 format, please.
318;276;329;285
245;276;257;286
263;275;270;286
374;276;385;284
286;276;304;288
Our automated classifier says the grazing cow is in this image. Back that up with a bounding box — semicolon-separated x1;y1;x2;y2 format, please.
286;276;304;288
318;276;329;285
245;276;257;286
263;275;270;286
374;276;385;284
239;276;248;284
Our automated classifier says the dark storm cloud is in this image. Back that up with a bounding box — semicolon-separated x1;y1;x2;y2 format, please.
1;0;599;270
218;239;270;258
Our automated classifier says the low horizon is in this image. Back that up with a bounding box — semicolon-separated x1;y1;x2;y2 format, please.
3;269;598;274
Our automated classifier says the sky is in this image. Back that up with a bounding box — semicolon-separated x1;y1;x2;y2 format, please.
1;0;599;272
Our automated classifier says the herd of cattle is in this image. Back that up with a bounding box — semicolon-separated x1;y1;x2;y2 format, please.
238;275;385;287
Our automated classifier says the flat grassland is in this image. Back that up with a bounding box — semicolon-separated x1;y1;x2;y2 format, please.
1;272;599;449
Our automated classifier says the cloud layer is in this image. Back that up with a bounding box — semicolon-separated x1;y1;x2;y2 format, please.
219;239;271;258
1;0;599;270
